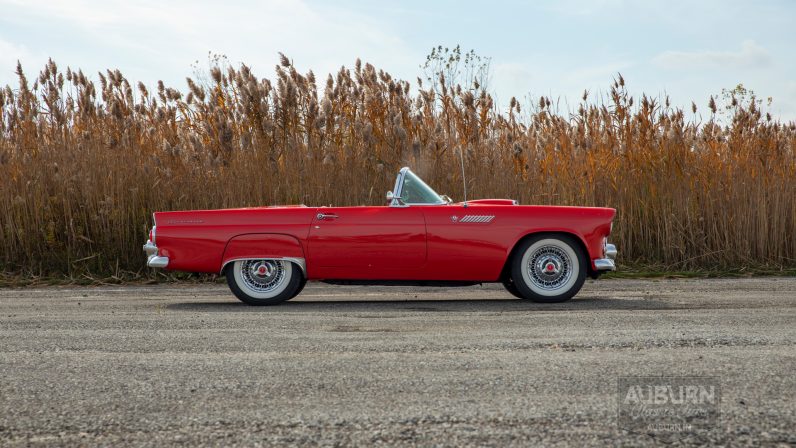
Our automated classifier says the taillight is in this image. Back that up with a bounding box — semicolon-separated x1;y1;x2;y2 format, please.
150;226;156;243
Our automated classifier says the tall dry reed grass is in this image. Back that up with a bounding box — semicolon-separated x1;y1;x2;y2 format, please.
1;56;794;280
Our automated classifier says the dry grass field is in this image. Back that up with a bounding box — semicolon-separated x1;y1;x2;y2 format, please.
1;56;794;281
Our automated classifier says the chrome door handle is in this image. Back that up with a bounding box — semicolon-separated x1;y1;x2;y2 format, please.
316;213;339;220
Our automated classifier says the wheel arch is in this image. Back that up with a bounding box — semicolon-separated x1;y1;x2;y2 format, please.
500;231;592;281
220;233;307;277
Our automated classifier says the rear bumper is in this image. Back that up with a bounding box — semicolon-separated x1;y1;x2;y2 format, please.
143;240;169;268
593;243;617;271
593;258;616;271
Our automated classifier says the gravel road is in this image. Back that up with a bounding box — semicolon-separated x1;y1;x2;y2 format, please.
1;278;794;446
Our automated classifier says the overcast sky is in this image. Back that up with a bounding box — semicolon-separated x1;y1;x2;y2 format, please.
2;0;794;120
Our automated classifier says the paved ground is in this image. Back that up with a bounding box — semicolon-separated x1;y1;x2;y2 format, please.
0;278;794;446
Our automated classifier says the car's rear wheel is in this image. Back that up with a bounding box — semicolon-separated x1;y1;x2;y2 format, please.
226;259;301;306
290;276;307;299
510;235;586;303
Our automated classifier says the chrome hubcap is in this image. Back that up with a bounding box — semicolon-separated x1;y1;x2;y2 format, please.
528;245;572;291
240;260;286;293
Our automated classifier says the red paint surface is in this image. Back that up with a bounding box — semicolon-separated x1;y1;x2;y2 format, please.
221;233;306;270
151;201;615;281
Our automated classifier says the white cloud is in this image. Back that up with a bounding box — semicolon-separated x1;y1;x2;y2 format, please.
652;40;771;70
0;0;416;89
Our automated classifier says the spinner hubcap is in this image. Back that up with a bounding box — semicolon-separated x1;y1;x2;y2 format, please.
240;260;286;293
527;245;572;291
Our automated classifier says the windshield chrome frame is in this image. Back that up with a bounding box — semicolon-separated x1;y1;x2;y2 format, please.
390;167;448;207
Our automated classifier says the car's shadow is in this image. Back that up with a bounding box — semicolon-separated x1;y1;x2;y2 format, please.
166;296;676;312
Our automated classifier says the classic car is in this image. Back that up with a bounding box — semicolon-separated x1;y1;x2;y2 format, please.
144;167;617;305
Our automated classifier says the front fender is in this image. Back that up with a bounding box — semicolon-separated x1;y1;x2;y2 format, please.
220;234;306;275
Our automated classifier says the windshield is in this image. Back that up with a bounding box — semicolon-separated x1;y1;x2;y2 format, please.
400;170;445;204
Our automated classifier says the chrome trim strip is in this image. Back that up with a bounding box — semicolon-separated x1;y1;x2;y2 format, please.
605;243;617;260
594;258;616;271
147;255;169;268
220;257;307;276
459;215;495;223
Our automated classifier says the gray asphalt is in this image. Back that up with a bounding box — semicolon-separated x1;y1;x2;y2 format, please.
0;278;794;447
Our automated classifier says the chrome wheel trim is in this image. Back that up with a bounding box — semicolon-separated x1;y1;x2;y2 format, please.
520;238;579;297
233;259;292;299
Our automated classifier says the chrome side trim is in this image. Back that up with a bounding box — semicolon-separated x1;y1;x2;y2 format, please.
221;257;307;276
594;258;616;271
147;255;169;268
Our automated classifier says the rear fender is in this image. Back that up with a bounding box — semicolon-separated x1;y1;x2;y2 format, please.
220;234;306;275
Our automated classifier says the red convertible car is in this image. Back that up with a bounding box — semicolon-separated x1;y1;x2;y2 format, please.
144;167;617;305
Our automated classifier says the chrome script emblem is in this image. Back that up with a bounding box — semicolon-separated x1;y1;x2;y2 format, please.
166;219;204;224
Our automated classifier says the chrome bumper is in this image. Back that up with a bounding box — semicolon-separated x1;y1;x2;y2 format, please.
143;240;169;268
594;258;616;271
594;243;617;271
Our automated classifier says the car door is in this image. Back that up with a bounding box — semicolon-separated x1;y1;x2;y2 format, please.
307;206;427;279
421;205;508;281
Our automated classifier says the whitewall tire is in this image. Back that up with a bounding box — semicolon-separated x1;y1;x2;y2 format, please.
226;259;302;305
509;235;587;303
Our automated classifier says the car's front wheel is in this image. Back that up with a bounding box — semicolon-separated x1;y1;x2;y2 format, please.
501;277;524;299
226;259;302;306
510;235;586;303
